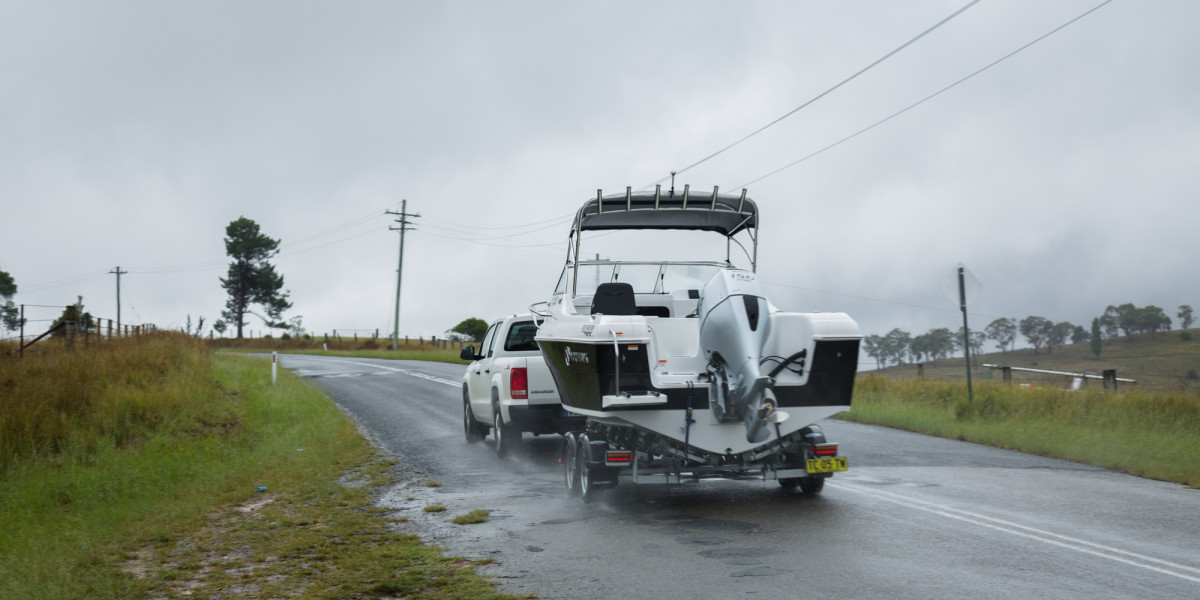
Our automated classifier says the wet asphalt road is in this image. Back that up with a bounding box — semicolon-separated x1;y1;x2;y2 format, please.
280;354;1200;599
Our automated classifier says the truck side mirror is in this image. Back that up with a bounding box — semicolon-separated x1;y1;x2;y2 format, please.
460;346;478;361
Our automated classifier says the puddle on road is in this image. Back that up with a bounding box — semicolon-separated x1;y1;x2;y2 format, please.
725;558;763;566
539;516;596;526
681;518;761;532
840;473;937;487
731;566;791;577
676;536;729;545
697;547;774;559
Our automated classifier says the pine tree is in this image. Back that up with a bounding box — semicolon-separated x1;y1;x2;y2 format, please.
219;217;292;338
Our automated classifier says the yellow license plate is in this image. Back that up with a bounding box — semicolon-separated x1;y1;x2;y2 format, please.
806;457;848;474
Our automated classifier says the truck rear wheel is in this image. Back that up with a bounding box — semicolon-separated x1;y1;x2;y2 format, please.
492;403;518;456
463;391;484;443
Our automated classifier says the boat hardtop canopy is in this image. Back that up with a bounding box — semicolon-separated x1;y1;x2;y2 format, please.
573;186;757;237
557;185;760;299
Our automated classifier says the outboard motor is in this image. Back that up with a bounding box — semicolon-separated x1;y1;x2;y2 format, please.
698;269;775;443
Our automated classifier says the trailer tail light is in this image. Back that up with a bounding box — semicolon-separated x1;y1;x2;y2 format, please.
813;444;838;457
606;451;633;464
510;368;528;399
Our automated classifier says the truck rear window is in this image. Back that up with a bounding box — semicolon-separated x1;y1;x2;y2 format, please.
504;321;540;352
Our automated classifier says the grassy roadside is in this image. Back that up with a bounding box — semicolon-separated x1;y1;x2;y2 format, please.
257;347;467;364
210;337;468;365
0;335;523;599
843;376;1200;488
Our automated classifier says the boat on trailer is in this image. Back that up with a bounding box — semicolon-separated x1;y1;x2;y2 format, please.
534;186;862;502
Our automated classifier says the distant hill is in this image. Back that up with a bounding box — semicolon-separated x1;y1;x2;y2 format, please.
868;328;1199;395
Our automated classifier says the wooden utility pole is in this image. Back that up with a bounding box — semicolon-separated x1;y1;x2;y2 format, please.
109;266;127;335
957;266;974;403
385;201;419;350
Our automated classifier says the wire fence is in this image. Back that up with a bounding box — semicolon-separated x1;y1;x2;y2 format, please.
2;303;157;350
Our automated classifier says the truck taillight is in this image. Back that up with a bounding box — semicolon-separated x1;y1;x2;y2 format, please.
510;368;528;399
813;444;838;457
606;451;633;464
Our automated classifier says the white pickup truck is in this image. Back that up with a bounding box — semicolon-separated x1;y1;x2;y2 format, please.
460;314;584;455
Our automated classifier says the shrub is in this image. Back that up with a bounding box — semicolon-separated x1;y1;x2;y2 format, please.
1181;331;1193;342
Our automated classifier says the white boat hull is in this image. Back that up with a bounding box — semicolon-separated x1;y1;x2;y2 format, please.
537;303;860;455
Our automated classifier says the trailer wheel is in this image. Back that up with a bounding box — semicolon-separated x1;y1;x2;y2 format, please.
562;432;580;497
577;434;597;504
799;476;825;495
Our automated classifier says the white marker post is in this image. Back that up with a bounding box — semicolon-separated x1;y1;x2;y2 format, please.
272;351;278;385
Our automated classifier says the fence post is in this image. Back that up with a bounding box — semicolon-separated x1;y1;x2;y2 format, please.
1002;366;1012;385
1102;369;1118;392
916;363;924;379
19;304;24;357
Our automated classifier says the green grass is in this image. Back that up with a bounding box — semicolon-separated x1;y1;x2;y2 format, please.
452;510;492;525
876;328;1200;395
276;347;467;364
211;335;469;365
0;335;525;599
844;375;1200;487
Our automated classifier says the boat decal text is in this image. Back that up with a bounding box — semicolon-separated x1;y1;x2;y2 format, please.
564;346;590;365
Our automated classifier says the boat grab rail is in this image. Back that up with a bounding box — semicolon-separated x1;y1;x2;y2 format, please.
529;301;551;326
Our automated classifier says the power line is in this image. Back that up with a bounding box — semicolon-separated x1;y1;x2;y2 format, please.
21;203;406;293
759;279;999;320
645;0;985;188
734;0;1115;189
418;216;574;243
421;211;575;232
21;272;111;294
276;228;384;259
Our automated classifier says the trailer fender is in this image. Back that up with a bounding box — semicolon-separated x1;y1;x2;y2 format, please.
578;434;618;486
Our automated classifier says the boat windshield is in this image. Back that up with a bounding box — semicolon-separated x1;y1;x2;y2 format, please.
554;262;726;297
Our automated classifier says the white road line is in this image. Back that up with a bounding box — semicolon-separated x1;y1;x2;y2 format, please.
829;481;1200;584
304;358;461;387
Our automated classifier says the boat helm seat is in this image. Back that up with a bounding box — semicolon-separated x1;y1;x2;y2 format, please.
592;282;637;316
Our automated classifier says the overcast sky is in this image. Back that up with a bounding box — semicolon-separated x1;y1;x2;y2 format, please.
3;0;1197;353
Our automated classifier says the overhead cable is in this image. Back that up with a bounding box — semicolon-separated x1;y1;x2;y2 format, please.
419;215;574;242
735;0;1115;188
422;211;575;231
647;0;984;188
